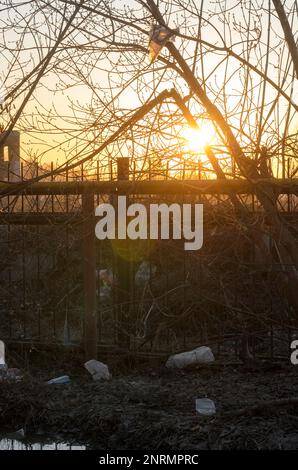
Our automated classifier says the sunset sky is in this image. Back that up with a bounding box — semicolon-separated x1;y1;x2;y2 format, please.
0;0;297;176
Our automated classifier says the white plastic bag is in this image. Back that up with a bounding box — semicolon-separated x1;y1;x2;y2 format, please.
84;359;111;381
165;346;214;369
148;25;179;63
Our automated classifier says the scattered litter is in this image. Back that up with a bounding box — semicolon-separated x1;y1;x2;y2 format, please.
84;359;111;381
6;368;22;381
195;398;216;416
166;346;215;369
0;343;23;382
47;375;71;385
135;261;156;286
0;340;6;368
148;24;179;63
0;368;22;383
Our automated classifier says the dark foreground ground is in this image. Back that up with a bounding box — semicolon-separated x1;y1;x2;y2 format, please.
1;351;298;450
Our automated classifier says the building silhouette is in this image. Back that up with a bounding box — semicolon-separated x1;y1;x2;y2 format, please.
0;131;21;181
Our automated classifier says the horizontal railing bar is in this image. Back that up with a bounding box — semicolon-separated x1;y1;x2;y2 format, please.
0;211;296;225
0;179;297;196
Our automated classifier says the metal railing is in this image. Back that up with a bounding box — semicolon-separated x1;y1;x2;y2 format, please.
0;158;297;361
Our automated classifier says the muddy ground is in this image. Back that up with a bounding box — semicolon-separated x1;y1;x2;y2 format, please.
1;349;298;450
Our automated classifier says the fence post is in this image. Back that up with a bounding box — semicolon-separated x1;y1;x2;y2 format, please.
82;191;97;360
116;157;131;349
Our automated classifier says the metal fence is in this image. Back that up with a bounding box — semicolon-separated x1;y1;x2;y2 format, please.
0;158;297;361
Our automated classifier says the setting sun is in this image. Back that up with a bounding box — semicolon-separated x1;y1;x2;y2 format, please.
181;122;216;153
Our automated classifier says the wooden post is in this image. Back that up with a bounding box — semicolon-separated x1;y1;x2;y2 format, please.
82;191;97;360
116;158;131;349
117;157;130;181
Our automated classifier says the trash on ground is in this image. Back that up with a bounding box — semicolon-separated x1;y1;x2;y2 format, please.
6;368;22;381
0;340;6;367
0;342;23;382
0;367;22;383
47;375;71;385
195;398;216;416
165;346;215;369
84;359;111;381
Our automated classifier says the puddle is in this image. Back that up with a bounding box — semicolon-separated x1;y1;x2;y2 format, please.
0;437;86;450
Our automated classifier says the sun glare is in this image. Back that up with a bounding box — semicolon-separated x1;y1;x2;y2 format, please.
181;122;216;153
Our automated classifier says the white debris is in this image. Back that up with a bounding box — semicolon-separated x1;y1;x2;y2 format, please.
0;340;22;381
195;398;216;416
47;375;71;385
84;359;111;381
0;340;5;367
165;346;215;369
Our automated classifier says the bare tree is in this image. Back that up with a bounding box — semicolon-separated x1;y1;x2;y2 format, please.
0;0;297;330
